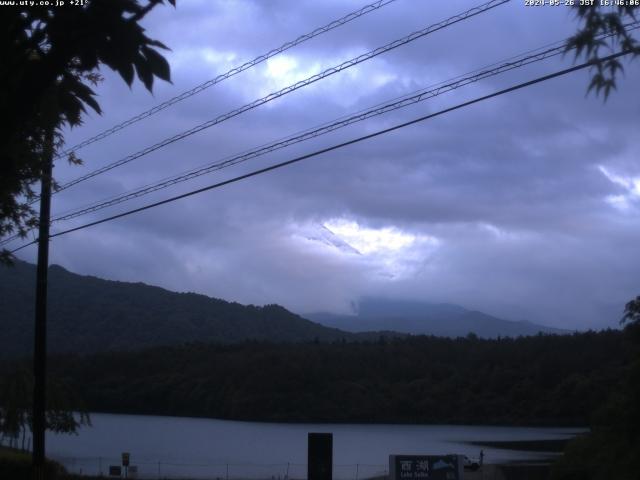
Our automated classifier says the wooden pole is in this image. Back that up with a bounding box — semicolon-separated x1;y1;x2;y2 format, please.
32;128;54;480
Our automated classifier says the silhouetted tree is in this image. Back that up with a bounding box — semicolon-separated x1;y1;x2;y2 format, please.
567;5;640;98
0;368;90;449
6;330;623;426
0;0;176;263
622;296;640;325
552;296;640;480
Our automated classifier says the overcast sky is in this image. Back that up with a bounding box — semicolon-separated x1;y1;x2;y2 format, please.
13;0;640;330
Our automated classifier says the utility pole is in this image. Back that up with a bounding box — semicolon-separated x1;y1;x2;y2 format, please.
33;127;54;480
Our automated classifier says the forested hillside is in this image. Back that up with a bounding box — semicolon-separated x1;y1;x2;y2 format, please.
1;261;567;360
0;261;353;358
32;330;632;426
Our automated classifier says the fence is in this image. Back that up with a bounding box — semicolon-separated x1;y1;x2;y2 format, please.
53;458;574;480
53;456;389;480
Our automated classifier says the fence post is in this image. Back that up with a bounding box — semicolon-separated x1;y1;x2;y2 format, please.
158;460;162;479
226;463;229;480
356;464;359;480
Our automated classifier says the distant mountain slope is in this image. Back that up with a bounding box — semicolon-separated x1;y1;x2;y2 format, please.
307;297;567;338
0;261;353;358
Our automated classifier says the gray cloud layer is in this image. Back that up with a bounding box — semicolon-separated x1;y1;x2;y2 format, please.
15;0;640;329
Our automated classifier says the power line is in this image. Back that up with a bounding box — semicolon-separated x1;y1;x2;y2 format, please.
49;42;571;222
50;0;510;196
46;23;639;224
3;24;636;249
10;50;630;254
30;23;640;229
55;0;400;160
0;0;512;248
0;34;566;249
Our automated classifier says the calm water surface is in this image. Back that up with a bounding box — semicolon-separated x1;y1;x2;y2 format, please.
46;413;583;479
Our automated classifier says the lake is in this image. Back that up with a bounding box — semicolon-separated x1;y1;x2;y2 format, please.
46;413;583;479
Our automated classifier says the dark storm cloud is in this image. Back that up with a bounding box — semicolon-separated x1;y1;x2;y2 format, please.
15;0;639;329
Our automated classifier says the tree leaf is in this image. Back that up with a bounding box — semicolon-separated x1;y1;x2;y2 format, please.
134;54;154;91
142;45;171;83
117;60;135;87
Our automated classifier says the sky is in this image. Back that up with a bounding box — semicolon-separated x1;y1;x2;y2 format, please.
12;0;640;330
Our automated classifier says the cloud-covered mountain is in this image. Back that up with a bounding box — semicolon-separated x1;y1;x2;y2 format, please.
306;297;568;338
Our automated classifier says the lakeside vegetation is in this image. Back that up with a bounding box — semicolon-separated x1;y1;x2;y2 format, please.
1;329;629;426
1;325;638;480
551;321;640;480
0;446;91;480
2;302;638;480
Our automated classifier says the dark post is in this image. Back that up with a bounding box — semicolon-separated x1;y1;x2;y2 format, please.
308;433;333;480
32;128;54;480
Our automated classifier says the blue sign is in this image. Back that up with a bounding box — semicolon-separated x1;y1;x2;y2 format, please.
389;455;462;480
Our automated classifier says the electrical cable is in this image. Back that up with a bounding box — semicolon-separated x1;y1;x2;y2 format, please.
9;50;630;254
50;43;570;222
50;0;510;196
55;0;400;159
46;23;640;224
4;23;637;248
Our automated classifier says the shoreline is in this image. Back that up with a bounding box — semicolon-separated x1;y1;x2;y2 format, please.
70;409;590;429
466;438;574;453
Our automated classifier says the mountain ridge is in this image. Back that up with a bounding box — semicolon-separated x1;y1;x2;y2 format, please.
1;261;566;359
0;260;354;358
306;297;567;338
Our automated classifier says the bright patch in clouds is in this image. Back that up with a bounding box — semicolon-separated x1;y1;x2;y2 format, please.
317;219;440;279
291;219;439;280
258;53;398;107
263;55;322;90
324;219;417;254
598;165;640;211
